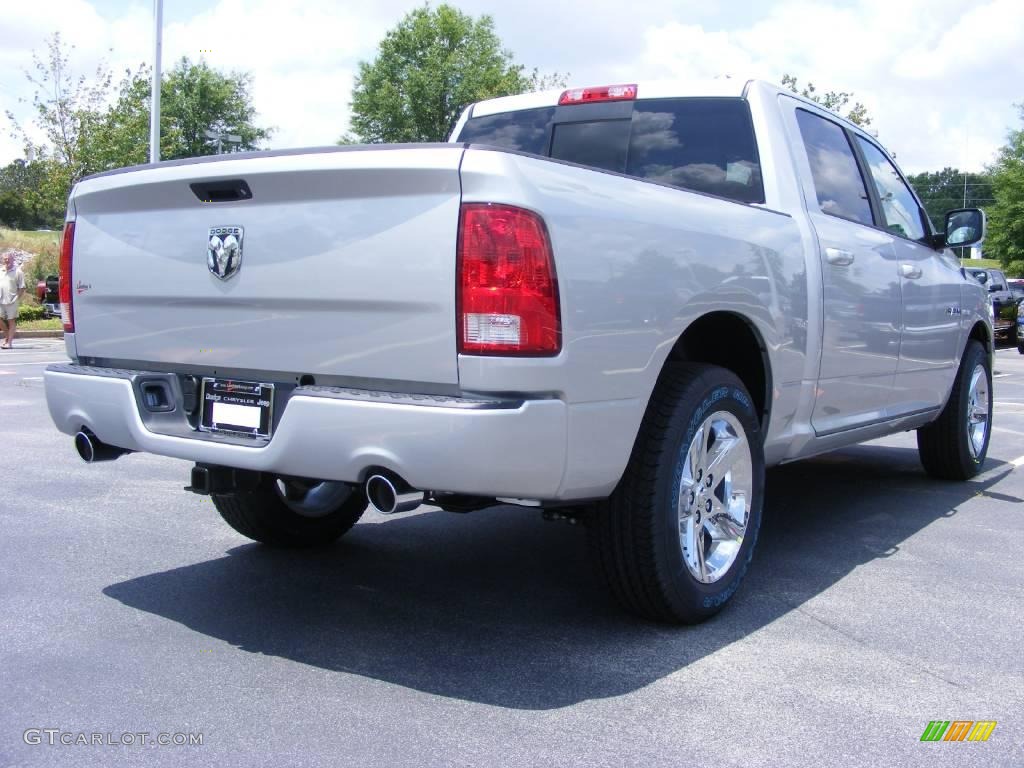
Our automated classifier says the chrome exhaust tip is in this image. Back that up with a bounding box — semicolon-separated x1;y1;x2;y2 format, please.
74;430;129;463
365;473;424;515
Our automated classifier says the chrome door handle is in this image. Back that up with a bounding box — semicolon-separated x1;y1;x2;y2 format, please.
825;248;855;266
900;263;922;279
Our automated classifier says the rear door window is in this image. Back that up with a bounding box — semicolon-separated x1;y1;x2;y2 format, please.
795;109;874;226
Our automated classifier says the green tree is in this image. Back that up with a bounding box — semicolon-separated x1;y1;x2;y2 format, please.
89;58;272;166
0;159;60;228
4;33;120;220
7;35;272;223
906;167;994;230
4;33;114;178
986;105;1024;276
781;74;872;127
349;4;563;143
159;58;271;158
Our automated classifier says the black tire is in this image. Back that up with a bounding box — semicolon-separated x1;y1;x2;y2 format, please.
917;340;992;480
213;474;367;547
590;363;765;624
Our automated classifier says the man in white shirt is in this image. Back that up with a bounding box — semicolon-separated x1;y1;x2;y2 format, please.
1;251;27;349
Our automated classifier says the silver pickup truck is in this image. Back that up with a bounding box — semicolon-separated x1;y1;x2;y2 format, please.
45;79;992;623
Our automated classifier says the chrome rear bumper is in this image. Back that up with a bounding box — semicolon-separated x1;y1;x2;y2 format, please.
45;364;567;499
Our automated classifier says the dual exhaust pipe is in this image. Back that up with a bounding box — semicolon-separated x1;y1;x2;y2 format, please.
365;472;425;515
74;430;130;463
74;430;424;515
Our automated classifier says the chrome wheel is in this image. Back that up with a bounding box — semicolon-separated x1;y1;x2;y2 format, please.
677;411;753;584
275;477;357;518
966;363;990;458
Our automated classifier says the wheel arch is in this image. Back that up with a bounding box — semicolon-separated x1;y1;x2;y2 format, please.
662;310;773;432
967;320;992;355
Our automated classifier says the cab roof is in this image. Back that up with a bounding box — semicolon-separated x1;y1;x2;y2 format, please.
471;78;760;117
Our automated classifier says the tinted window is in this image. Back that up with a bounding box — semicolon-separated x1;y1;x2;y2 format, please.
550;119;631;173
458;108;555;155
855;137;925;240
457;98;765;204
626;98;764;203
795;109;873;225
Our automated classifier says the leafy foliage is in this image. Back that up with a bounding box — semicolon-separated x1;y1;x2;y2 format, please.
349;4;564;143
16;303;48;321
5;34;272;226
986;105;1024;275
0;228;60;285
781;74;871;127
906;167;994;231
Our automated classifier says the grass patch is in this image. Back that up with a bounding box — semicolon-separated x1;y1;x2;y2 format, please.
10;318;62;331
960;258;1002;269
0;227;62;287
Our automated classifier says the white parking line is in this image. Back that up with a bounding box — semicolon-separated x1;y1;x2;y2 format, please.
0;360;66;366
992;426;1024;436
1013;455;1024;468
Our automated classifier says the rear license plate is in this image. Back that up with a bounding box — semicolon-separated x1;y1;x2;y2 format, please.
200;378;274;437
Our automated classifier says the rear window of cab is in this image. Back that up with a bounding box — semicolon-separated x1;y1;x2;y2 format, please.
456;97;765;205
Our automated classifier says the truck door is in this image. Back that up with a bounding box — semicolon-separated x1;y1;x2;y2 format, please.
853;136;962;412
787;102;902;434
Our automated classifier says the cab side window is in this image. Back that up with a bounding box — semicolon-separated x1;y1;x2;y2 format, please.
855;137;926;241
795;109;874;225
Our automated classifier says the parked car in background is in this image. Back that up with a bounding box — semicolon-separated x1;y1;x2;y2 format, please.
1008;278;1024;302
969;268;1018;346
34;275;60;317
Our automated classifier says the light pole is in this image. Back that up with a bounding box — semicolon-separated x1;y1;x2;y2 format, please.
149;0;163;163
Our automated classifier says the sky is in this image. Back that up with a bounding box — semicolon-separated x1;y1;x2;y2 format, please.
0;0;1021;174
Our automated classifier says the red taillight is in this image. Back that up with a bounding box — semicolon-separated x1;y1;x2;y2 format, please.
457;204;561;356
59;221;75;333
558;83;637;106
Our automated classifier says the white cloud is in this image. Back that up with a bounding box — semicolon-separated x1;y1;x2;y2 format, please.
0;0;1020;174
631;0;1022;171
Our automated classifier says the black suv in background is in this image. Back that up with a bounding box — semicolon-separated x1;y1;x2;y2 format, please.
1008;278;1024;302
968;268;1020;348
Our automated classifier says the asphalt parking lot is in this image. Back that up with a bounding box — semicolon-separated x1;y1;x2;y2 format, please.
2;340;1023;767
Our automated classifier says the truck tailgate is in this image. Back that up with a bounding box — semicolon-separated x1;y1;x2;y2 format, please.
69;145;464;386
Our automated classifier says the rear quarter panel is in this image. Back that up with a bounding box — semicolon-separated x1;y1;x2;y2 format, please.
458;149;809;497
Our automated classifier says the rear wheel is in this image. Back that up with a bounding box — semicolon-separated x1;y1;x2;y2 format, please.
590;363;764;623
917;340;992;480
213;474;367;547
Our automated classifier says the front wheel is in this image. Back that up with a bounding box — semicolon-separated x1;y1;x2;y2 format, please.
590;363;765;623
917;340;992;480
213;474;367;547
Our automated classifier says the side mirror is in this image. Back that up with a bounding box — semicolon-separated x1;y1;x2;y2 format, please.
944;208;986;248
